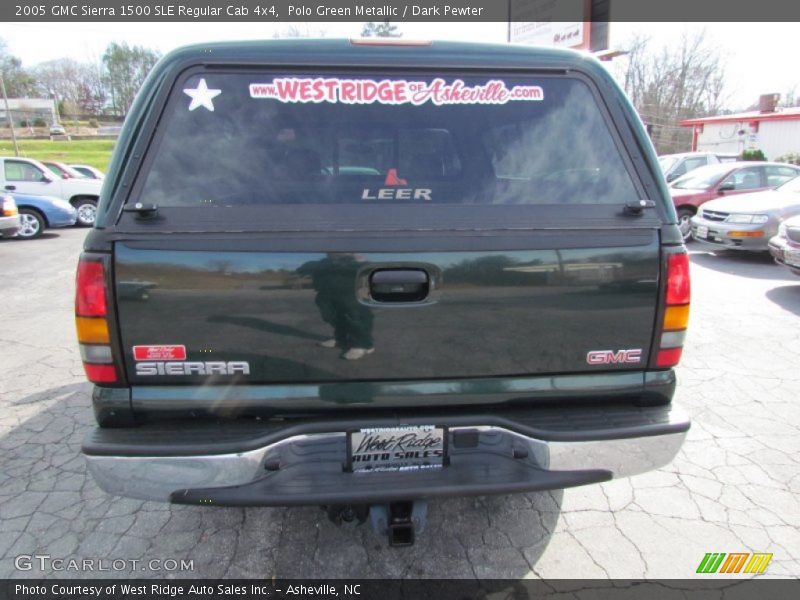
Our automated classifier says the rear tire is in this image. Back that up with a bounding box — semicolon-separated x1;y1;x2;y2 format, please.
677;207;695;243
74;199;97;227
16;209;45;239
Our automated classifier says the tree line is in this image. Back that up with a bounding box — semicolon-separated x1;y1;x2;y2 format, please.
1;22;403;120
613;29;797;154
0;28;723;144
612;30;726;155
0;37;159;119
8;26;789;156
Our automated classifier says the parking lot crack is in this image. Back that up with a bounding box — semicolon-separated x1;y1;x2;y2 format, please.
612;511;649;576
569;531;611;578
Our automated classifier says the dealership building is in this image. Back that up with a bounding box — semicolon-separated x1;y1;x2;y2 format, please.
0;98;57;126
680;95;800;160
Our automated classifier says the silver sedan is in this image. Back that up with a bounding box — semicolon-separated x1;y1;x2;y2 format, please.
768;214;800;276
690;175;800;251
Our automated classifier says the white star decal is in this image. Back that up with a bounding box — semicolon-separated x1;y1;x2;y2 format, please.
183;78;221;112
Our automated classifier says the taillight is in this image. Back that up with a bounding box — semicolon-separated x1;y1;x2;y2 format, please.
82;363;117;383
76;261;107;316
76;255;118;384
2;195;18;217
655;252;690;368
665;254;690;305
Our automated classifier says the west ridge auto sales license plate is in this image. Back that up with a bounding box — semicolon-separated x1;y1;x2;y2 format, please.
348;426;447;473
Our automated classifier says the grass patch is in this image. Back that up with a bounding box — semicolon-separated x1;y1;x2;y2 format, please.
0;139;116;171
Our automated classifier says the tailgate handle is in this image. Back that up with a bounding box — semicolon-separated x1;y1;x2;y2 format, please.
370;269;429;302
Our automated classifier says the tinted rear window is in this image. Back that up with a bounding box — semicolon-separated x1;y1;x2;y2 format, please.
134;72;639;210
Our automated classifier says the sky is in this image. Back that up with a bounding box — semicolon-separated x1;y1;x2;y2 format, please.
1;21;797;111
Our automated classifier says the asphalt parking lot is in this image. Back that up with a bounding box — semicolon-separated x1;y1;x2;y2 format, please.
1;228;798;579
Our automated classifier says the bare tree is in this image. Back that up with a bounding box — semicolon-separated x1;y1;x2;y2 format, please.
614;30;728;154
0;38;36;97
780;84;798;108
34;58;85;117
75;57;107;116
34;58;107;119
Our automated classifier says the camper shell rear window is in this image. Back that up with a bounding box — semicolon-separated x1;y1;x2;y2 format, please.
127;70;644;228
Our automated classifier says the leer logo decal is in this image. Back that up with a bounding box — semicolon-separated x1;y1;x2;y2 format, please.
361;168;432;202
361;188;432;201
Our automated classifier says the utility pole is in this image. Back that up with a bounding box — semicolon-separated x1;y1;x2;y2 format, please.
0;75;20;157
50;88;62;125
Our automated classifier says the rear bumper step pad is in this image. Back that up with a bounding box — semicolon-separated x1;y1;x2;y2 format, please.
170;458;611;507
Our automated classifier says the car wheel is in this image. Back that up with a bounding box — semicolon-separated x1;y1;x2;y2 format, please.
16;209;44;239
677;208;694;242
75;200;97;227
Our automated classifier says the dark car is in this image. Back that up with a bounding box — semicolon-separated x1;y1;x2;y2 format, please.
78;40;690;546
669;161;800;240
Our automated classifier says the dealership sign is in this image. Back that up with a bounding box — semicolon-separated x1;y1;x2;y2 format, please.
509;0;591;50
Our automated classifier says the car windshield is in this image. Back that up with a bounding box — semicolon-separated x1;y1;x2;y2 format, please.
671;164;732;190
777;175;800;193
658;156;679;172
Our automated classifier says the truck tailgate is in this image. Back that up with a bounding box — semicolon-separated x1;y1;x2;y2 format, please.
114;229;660;384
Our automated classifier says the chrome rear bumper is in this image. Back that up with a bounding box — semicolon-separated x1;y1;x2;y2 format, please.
85;404;689;505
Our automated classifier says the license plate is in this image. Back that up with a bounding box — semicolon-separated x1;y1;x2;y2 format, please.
696;225;709;239
348;426;447;472
786;249;800;267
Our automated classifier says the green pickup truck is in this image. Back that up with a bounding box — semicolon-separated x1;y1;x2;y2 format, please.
77;39;690;546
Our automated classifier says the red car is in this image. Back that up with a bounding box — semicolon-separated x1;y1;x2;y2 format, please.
41;160;87;180
669;161;800;240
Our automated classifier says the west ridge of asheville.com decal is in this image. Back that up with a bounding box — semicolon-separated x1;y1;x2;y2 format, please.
249;77;545;105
